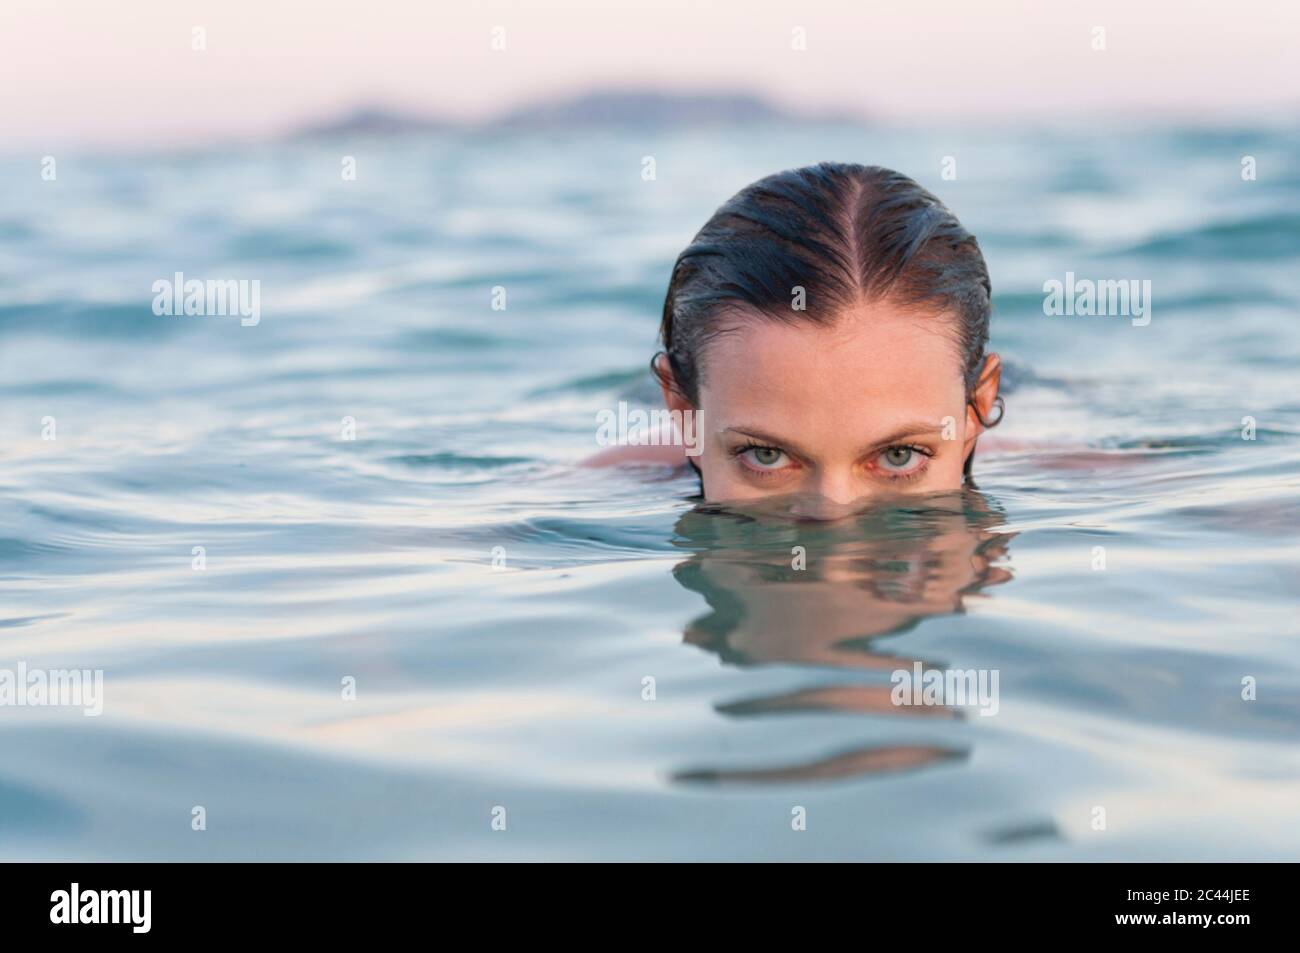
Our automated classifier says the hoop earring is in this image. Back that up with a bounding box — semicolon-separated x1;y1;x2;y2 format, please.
649;350;666;381
970;394;1005;429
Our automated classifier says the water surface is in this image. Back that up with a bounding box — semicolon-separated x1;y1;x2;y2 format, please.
1;123;1298;859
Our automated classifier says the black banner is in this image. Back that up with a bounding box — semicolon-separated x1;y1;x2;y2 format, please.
0;862;1276;939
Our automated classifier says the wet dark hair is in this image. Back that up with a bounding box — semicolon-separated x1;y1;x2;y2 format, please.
655;162;1003;474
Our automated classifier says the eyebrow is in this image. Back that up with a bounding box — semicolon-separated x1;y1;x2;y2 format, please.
722;423;945;459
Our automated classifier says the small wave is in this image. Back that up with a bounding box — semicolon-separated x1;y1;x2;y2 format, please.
1126;212;1300;260
225;229;355;261
527;367;648;398
0;301;189;339
387;451;534;469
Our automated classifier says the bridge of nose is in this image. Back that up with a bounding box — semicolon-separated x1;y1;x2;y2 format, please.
786;486;869;521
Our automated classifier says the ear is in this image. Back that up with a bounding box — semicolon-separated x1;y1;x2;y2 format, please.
962;353;1003;453
653;352;694;416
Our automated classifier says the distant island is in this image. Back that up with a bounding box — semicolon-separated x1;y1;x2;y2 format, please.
292;88;863;137
296;106;458;137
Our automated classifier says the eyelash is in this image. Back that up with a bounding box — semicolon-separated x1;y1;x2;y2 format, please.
732;441;791;479
730;441;935;481
874;444;934;481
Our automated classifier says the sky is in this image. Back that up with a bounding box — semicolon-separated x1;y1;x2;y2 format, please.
2;0;1297;148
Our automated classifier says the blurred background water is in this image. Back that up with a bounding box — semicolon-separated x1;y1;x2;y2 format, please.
1;119;1298;860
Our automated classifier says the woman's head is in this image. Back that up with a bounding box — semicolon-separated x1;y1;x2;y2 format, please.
655;162;1002;511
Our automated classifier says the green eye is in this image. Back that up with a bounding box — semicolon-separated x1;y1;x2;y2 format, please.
882;446;913;469
741;446;788;470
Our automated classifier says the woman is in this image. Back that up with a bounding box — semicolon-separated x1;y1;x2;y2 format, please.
591;161;1004;516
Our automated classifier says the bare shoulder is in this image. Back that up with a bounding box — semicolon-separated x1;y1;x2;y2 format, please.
979;435;1156;471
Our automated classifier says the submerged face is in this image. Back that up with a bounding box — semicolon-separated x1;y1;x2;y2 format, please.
663;299;1000;512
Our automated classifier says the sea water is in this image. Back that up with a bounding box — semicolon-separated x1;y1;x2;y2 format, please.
1;121;1298;859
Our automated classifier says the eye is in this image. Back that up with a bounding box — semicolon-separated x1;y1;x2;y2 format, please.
739;445;790;471
875;445;928;476
882;446;913;469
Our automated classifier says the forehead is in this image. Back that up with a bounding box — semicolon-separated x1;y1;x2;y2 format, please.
698;301;967;443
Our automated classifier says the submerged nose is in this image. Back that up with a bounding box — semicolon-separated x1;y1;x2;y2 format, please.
785;490;862;522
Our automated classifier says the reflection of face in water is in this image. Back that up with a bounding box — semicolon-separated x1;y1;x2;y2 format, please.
668;488;1014;785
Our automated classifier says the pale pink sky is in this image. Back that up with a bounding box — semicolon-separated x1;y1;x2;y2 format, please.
2;0;1296;148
